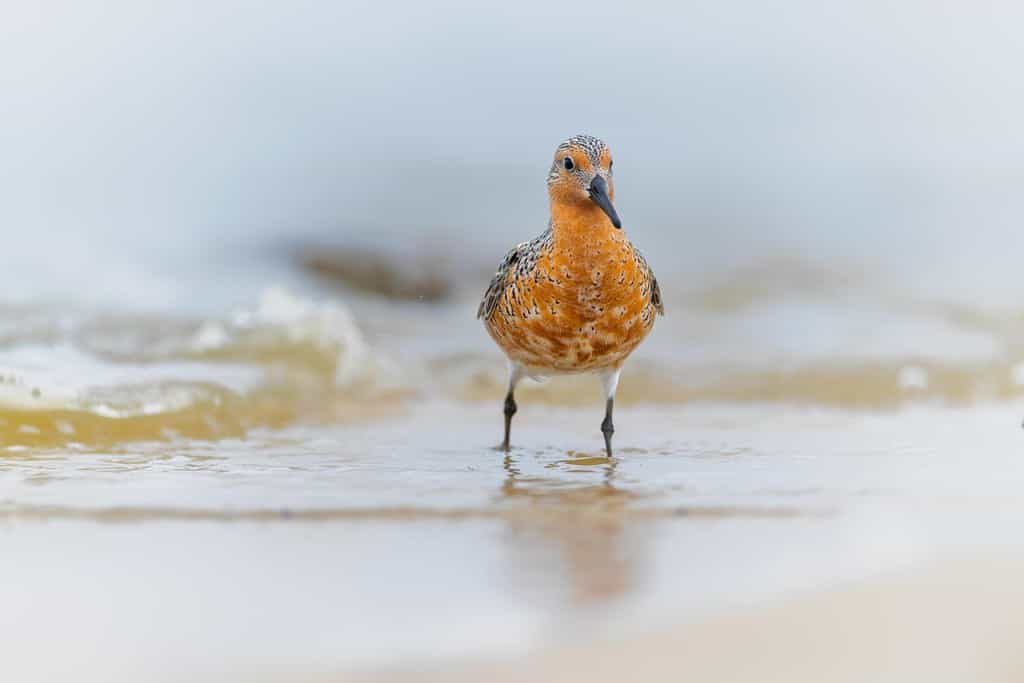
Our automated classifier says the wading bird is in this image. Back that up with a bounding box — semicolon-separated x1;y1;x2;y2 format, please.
478;135;663;456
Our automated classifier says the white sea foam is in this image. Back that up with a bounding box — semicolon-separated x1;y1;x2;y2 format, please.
0;288;402;446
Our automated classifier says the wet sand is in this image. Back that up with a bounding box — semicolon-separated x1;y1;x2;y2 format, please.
357;552;1024;683
5;401;1024;682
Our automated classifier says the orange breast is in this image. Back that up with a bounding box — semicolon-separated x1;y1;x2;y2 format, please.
485;223;658;373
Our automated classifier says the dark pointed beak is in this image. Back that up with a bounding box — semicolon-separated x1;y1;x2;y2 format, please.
588;175;621;229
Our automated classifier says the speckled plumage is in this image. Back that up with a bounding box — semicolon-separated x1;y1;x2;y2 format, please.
479;136;662;374
478;225;661;372
478;135;663;455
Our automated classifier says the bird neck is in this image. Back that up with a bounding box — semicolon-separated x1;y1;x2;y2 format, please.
548;198;620;246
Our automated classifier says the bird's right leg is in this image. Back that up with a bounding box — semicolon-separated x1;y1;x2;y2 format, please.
501;361;526;451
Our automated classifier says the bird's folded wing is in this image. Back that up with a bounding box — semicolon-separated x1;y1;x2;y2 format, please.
632;244;665;316
477;244;521;320
477;229;552;321
651;273;664;315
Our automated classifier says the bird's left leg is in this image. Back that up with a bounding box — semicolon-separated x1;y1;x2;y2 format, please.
599;366;622;458
500;361;526;451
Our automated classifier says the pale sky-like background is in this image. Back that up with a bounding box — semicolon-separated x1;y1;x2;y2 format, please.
2;1;1022;307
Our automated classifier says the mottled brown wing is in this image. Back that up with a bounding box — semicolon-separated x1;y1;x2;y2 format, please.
651;273;664;315
477;245;520;320
632;244;664;316
477;230;552;321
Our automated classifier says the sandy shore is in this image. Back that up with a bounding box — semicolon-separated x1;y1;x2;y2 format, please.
354;552;1024;683
7;404;1024;683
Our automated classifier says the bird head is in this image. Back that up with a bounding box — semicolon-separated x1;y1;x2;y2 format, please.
546;134;620;229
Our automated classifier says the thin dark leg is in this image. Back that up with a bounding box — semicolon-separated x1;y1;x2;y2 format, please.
600;397;614;457
502;390;518;451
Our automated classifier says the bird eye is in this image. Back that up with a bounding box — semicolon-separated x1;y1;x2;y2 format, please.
562;157;574;171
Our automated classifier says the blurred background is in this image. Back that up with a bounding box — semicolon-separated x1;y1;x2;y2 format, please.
4;1;1023;306
3;1;1023;405
3;2;1024;682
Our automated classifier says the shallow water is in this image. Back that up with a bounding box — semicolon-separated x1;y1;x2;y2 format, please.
5;232;1024;681
3;212;1024;680
6;393;1024;681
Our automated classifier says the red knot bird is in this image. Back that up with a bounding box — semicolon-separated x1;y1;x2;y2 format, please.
478;134;663;456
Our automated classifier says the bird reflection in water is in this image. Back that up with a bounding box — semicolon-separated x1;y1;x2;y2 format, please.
497;452;651;608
